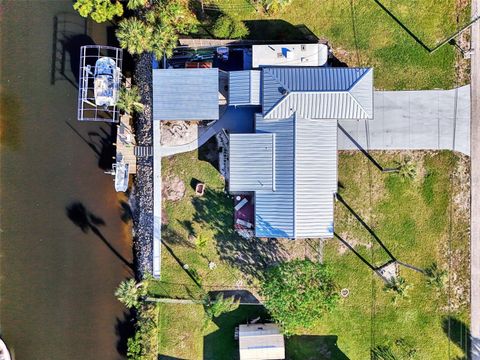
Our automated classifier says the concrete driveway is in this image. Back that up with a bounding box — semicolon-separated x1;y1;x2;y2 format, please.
339;86;470;155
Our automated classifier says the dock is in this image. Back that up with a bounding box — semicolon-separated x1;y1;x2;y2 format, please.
116;114;137;174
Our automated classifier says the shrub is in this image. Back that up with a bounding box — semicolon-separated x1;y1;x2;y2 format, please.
395;158;417;181
260;260;338;334
259;0;292;13
204;292;240;321
383;276;412;305
73;0;123;23
425;262;447;290
212;15;249;39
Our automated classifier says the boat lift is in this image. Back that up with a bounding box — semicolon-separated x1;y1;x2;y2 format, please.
77;45;123;123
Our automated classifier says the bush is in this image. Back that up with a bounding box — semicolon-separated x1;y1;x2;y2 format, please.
212;15;249;39
260;260;338;334
259;0;292;13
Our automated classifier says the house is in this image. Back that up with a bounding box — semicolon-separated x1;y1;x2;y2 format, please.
238;323;285;360
228;67;373;239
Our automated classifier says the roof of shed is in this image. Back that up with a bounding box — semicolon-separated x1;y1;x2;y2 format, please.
239;324;285;360
262;67;373;120
152;68;219;121
228;70;261;106
229;133;275;192
253;113;337;238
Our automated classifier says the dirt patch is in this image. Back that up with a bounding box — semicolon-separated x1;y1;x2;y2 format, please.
335;232;372;255
162;175;186;201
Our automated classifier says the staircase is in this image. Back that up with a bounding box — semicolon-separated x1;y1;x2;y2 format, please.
134;146;153;158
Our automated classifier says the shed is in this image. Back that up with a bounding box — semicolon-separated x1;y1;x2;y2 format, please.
152;68;219;121
239;324;285;360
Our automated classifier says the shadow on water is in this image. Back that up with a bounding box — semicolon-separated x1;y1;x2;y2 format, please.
66;202;134;273
115;310;135;357
65;121;116;171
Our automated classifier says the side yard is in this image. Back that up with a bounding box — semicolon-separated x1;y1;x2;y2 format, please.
201;0;471;89
152;146;470;359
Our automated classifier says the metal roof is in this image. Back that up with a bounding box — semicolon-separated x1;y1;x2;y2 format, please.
253;113;337;238
229;133;275;192
228;70;261;106
239;324;285;360
152;68;219;120
262;67;373;120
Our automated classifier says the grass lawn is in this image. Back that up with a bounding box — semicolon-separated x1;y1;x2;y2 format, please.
155;149;470;359
201;0;471;90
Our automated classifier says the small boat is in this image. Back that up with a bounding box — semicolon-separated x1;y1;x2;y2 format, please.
114;162;129;192
94;57;120;107
0;338;12;360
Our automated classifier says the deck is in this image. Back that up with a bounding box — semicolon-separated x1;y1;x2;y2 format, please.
116;114;137;174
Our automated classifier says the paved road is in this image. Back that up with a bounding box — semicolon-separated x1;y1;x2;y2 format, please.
470;0;480;357
339;86;470;156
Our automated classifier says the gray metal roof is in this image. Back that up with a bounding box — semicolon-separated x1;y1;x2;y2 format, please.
254;113;337;238
229;133;275;191
228;70;261;106
152;68;219;120
262;67;373;120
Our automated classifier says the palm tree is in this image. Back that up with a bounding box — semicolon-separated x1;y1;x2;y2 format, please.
116;18;153;55
115;278;147;309
425;262;447;290
395;158;417;180
383;276;412;305
127;0;147;10
151;23;179;59
117;85;145;115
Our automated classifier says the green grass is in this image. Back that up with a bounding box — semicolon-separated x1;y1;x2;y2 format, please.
157;149;470;359
204;0;470;89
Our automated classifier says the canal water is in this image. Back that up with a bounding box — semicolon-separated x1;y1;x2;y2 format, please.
0;1;133;359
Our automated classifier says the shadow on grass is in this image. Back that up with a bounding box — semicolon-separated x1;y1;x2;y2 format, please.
442;316;471;359
286;335;349;360
244;20;314;42
203;305;269;360
192;188;287;282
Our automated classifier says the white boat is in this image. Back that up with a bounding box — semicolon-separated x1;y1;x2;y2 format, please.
0;338;12;360
114;162;129;192
94;57;120;107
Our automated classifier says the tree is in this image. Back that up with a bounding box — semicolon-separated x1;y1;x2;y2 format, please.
117;85;145;115
203;292;239;327
147;0;199;58
127;0;147;10
383;276;412;305
116;18;153;55
115;278;147;309
395;158;417;181
73;0;123;23
260;260;338;334
212;15;249;39
425;262;447;290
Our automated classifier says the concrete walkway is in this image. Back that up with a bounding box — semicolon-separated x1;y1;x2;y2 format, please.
339;86;471;155
470;0;480;356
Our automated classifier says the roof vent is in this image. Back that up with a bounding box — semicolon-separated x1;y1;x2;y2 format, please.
278;87;288;95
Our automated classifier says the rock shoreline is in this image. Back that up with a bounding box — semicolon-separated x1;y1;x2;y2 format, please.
131;53;154;278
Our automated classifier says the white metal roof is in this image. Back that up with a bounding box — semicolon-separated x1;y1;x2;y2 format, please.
262;67;373;120
239;324;285;360
229;133;275;192
229;70;261;106
152;68;219;121
253;114;337;238
252;43;329;68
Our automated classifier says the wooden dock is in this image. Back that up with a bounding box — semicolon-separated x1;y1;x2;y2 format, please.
116;114;136;174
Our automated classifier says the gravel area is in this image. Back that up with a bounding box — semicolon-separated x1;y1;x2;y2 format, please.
131;52;154;278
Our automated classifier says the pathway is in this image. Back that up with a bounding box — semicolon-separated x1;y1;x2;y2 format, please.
470;0;480;356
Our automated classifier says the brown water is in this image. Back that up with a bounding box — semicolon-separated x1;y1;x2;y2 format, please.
0;1;133;359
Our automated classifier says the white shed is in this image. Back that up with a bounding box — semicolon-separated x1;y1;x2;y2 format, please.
239;323;285;360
